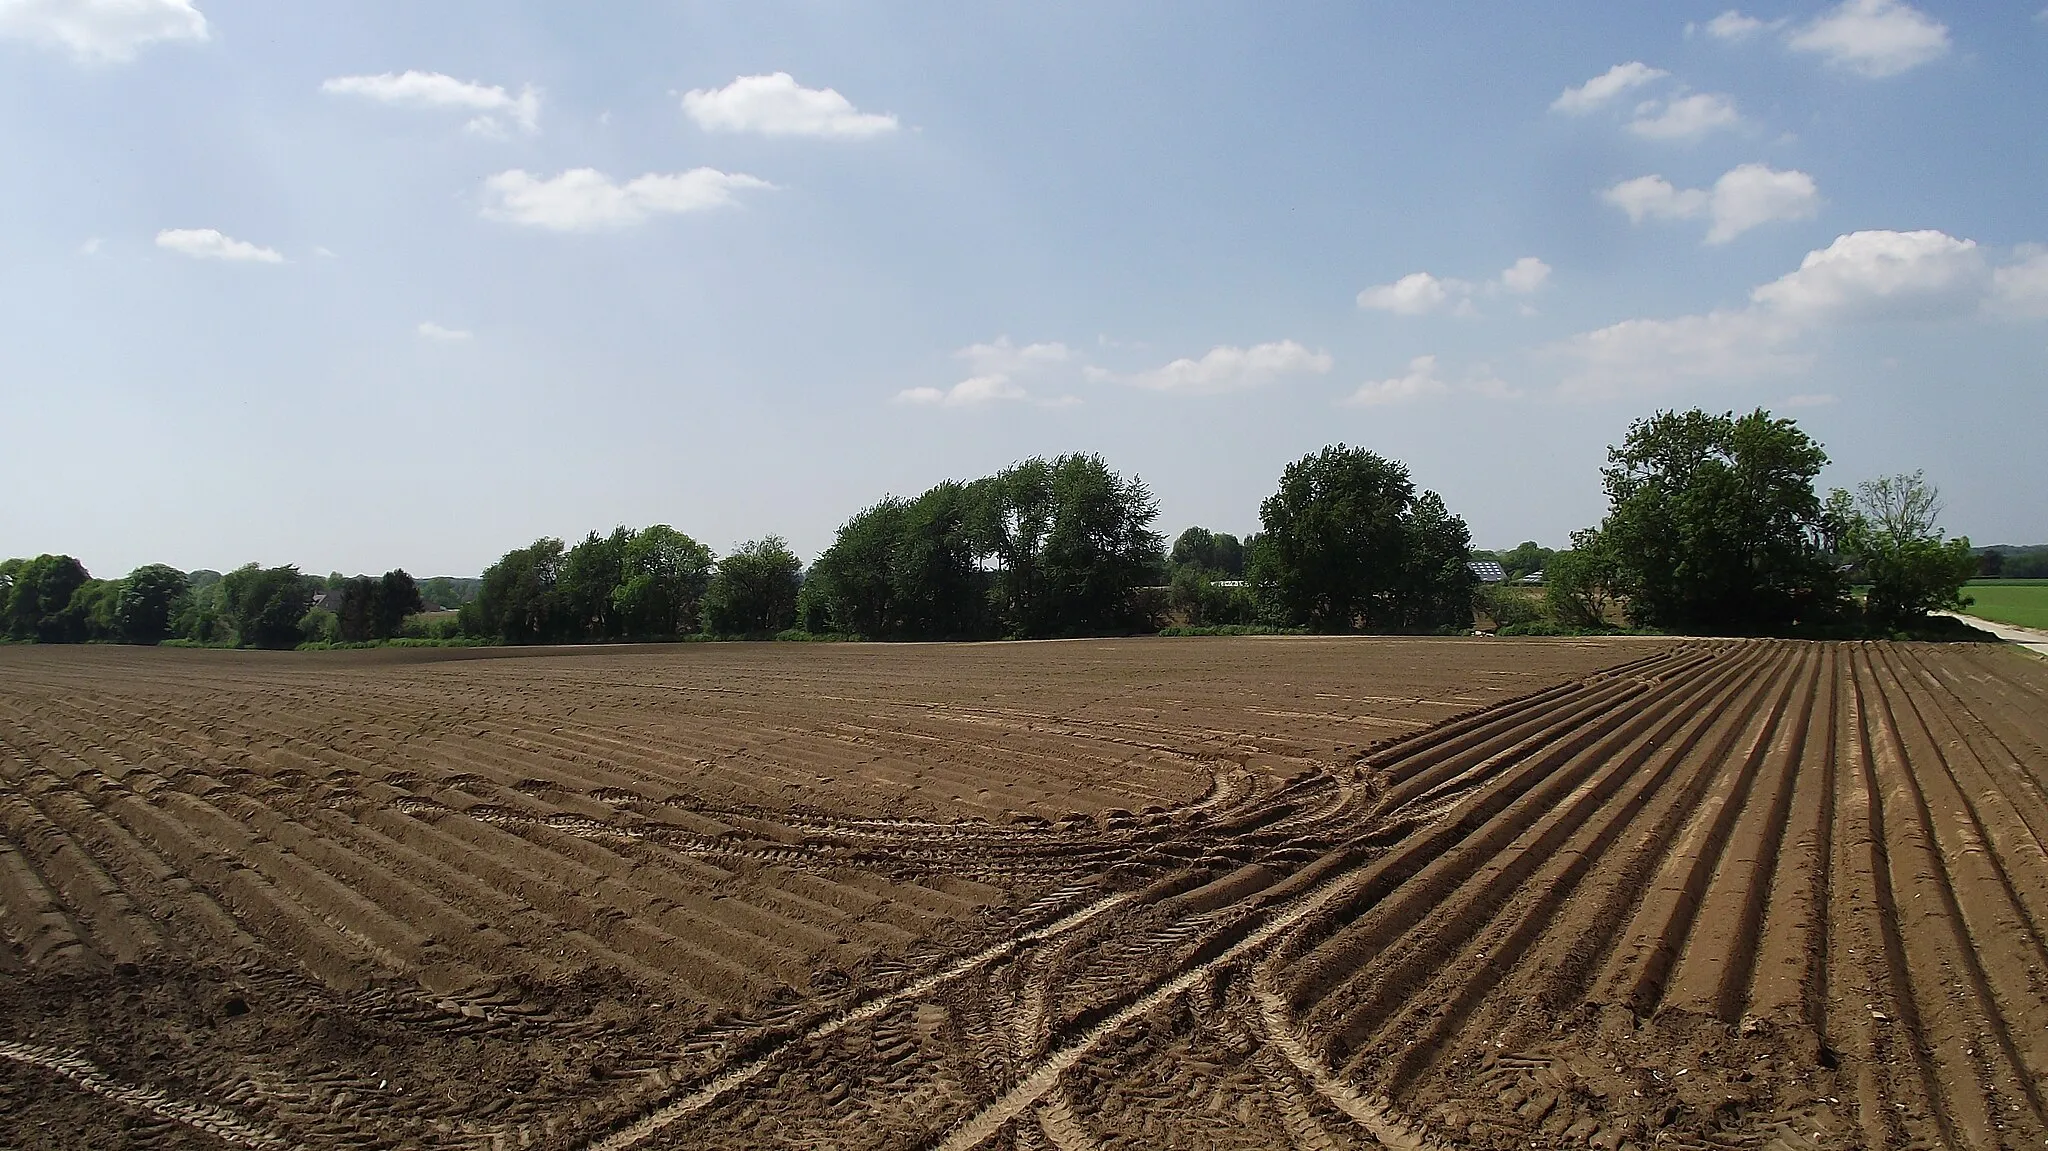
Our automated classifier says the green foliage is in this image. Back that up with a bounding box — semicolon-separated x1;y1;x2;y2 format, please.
1167;567;1256;627
417;576;483;610
66;578;123;641
703;537;804;637
221;564;314;649
473;538;570;644
3;554;92;642
561;528;633;639
1496;541;1555;581
806;483;988;640
1169;527;1245;579
966;454;1165;638
1156;623;1308;637
1594;409;1841;633
1543;536;1624;630
1474;583;1543;631
117;564;188;645
612;525;715;637
300;608;340;644
1845;471;1979;629
1247;445;1475;633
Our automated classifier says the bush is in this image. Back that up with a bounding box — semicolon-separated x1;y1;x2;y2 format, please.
1473;584;1543;631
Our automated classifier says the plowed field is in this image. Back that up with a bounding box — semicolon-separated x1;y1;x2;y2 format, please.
3;637;2045;1151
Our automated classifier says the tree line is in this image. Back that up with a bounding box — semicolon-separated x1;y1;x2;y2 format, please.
3;413;2002;650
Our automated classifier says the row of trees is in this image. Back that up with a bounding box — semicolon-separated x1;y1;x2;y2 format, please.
0;560;430;649
8;413;1993;650
1542;409;1978;635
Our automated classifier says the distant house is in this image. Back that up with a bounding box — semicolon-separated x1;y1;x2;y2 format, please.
1467;561;1507;584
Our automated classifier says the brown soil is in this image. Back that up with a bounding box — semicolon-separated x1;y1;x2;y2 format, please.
2;637;2042;1150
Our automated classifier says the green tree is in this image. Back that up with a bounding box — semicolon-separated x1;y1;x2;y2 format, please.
703;537;804;636
612;526;715;637
561;528;633;639
1594;409;1841;633
968;454;1163;637
472;539;569;644
372;570;424;639
335;576;378;642
4;554;92;642
1846;471;1979;630
1169;528;1246;578
1544;533;1622;629
1497;541;1555;581
116;564;189;645
66;579;123;641
1248;446;1474;632
220;564;313;649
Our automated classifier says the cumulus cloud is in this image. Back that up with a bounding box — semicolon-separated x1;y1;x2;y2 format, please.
1628;92;1741;140
323;71;541;136
895;375;1028;407
0;0;206;63
1603;164;1819;244
1749;229;1986;319
1698;11;1771;40
1990;246;2048;319
1788;0;1949;77
895;337;1081;408
417;322;471;341
1551;62;1668;114
481;168;772;231
1499;257;1552;295
1359;258;1551;315
155;228;283;263
1342;356;1453;407
683;72;898;138
1358;272;1455;315
1118;341;1333;395
1554;228;2033;397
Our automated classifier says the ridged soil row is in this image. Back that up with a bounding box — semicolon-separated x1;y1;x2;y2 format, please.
1279;642;1774;1020
0;791;161;966
1861;644;2048;1136
1332;643;1804;1089
1711;644;1839;1038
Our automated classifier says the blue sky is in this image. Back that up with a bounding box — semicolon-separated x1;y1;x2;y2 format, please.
3;0;2044;578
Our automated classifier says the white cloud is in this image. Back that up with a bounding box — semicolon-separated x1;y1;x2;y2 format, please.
683;72;898;138
155;228;283;263
1628;92;1741;140
417;322;471;341
1788;0;1949;77
1700;11;1769;40
1121;340;1333;395
481;168;773;231
1750;229;1986;320
1499;257;1552;295
1553;228;2029;397
78;237;103;256
0;0;206;63
957;337;1071;377
1360;258;1549;314
323;71;541;136
1551;62;1668;114
1990;246;2048;319
1602;164;1819;244
1358;271;1455;315
895;375;1028;407
1343;355;1452;407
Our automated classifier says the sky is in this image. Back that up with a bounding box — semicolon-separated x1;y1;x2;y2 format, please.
2;0;2045;578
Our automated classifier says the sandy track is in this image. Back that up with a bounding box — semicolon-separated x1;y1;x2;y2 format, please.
4;637;2044;1148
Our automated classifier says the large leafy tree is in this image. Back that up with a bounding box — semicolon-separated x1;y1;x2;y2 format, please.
1249;446;1474;632
968;454;1164;637
117;564;189;645
1169;528;1245;578
807;484;990;640
612;525;715;637
1592;408;1841;633
470;539;569;644
3;554;92;642
371;570;423;639
220;564;313;649
561;528;633;639
703;537;804;636
1843;471;1978;629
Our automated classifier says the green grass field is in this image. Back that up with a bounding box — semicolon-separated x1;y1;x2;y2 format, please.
1963;580;2048;631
